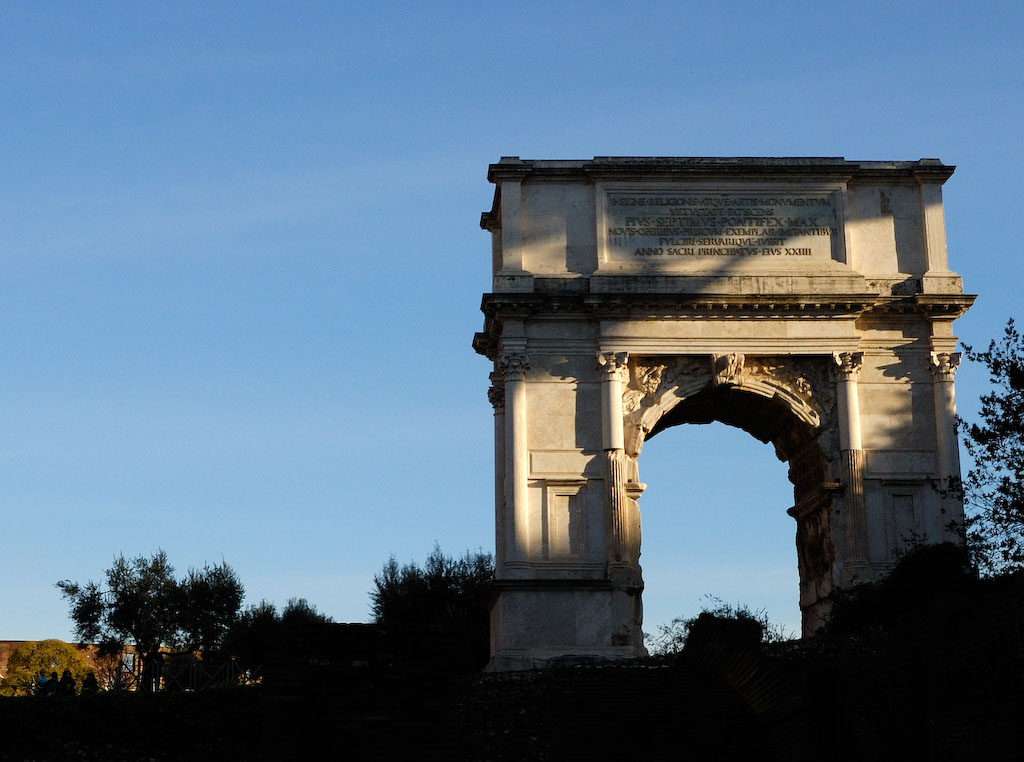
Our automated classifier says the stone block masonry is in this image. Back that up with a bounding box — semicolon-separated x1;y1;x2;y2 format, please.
474;157;974;670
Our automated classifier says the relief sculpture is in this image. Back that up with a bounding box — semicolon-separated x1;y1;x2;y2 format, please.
621;354;836;458
711;352;745;387
622;357;708;456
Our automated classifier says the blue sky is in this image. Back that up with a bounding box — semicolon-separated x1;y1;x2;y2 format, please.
2;1;1022;640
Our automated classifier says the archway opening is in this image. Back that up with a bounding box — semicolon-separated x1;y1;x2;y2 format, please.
634;384;832;641
637;421;801;641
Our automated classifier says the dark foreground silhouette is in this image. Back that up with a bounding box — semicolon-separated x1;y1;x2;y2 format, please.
3;546;1022;761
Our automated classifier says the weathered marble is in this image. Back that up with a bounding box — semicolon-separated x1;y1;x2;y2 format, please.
474;157;974;670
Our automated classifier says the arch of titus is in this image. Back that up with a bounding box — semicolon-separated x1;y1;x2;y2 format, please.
472;157;974;671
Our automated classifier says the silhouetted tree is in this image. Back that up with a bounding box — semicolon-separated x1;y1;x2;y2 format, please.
222;600;277;664
175;561;245;658
961;319;1024;573
280;597;333;626
645;596;793;655
222;597;333;666
57;550;244;690
371;544;493;670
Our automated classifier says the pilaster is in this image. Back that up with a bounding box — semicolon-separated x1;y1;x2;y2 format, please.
919;180;950;273
917;176;964;294
490;157;533;292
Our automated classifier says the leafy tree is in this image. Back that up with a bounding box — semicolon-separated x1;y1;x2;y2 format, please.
960;318;1024;574
57;550;244;690
222;598;333;666
0;639;92;696
371;544;493;627
821;542;974;636
175;562;245;658
371;544;493;671
645;595;794;655
222;600;280;667
280;597;333;626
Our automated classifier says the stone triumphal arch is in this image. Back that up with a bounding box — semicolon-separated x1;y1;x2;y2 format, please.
473;157;974;671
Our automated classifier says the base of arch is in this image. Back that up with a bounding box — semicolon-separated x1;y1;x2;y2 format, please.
486;647;643;672
487;579;647;671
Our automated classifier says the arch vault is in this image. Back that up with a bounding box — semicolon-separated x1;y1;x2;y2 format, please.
472;157;974;670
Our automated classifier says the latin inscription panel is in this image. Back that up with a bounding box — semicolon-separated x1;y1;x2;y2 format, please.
601;186;841;265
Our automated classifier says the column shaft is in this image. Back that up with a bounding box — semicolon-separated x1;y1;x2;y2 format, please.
834;352;867;565
488;374;506;570
598;352;630;563
931;352;962;483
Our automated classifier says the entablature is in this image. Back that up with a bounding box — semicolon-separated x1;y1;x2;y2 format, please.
473;291;973;360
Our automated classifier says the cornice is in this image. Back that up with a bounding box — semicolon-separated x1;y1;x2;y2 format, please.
912;293;977;318
485;156;955;186
473;291;976;359
864;293;976;318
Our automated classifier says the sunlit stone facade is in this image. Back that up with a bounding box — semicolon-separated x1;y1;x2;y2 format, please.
473;157;974;671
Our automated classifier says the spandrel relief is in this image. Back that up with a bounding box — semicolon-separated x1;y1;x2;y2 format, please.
621;354;838;460
623;363;664;415
622;356;709;456
747;355;839;463
745;356;836;424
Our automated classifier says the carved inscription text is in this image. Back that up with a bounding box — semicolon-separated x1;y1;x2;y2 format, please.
604;189;839;261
